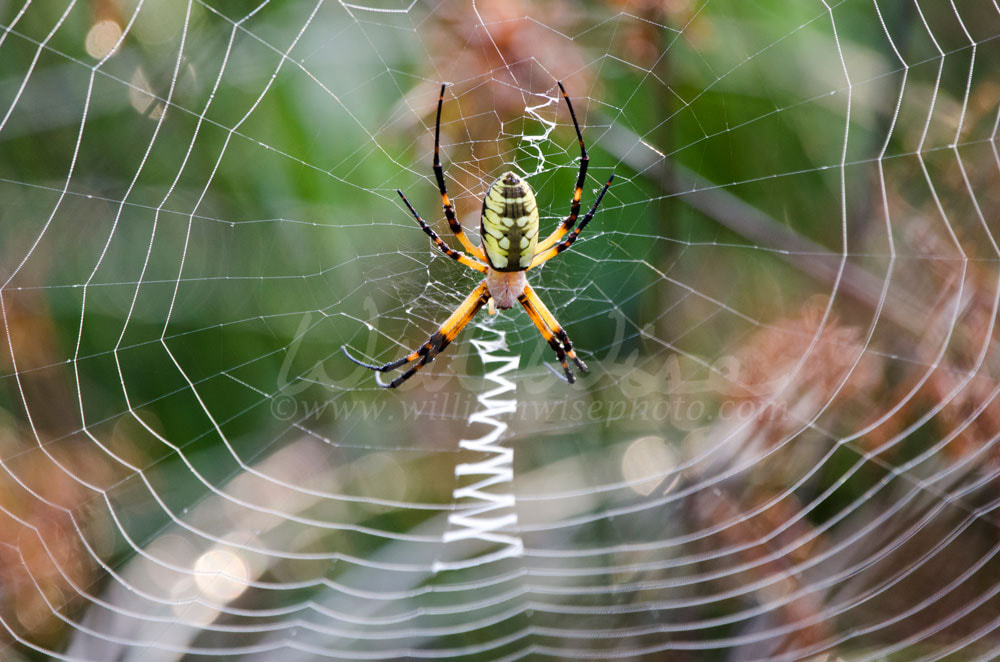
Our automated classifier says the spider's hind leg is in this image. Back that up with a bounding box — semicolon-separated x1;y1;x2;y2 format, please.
529;174;613;270
396;190;487;273
432;83;487;262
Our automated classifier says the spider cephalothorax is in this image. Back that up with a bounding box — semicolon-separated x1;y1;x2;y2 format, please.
344;82;613;388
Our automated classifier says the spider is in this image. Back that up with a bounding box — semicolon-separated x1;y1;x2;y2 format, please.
343;82;613;388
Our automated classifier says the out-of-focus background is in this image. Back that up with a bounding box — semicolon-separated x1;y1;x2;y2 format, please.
2;1;1000;659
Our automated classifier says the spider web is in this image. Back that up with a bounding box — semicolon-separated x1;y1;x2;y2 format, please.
2;0;1000;659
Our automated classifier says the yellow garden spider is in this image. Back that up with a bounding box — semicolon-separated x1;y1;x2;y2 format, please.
344;82;613;388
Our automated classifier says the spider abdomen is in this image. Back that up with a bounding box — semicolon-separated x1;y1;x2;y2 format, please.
480;171;539;272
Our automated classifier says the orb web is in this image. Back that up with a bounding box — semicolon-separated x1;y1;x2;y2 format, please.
1;1;1000;660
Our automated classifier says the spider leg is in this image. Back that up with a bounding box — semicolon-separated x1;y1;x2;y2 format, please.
529;175;614;270
433;83;488;262
536;81;589;253
518;283;588;383
397;190;487;273
343;281;489;388
519;297;573;383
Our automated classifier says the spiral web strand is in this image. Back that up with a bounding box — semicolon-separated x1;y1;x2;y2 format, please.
1;1;1000;660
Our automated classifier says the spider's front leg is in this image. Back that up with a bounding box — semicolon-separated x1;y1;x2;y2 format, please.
518;283;588;383
343;281;489;388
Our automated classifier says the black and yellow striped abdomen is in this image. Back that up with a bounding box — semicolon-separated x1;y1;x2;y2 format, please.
480;171;539;272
